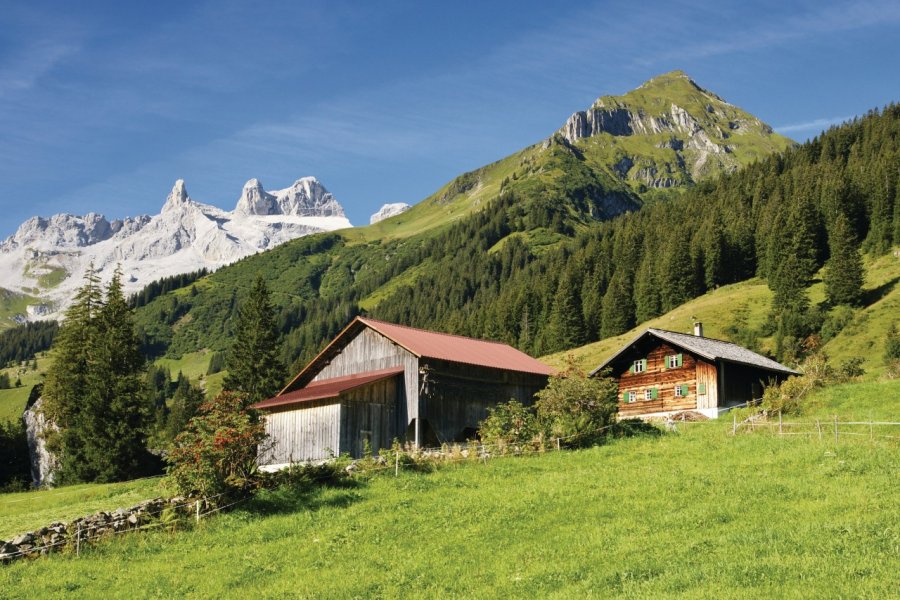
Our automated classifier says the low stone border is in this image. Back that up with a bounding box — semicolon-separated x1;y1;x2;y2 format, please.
0;496;193;563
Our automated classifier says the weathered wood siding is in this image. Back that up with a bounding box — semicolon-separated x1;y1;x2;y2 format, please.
420;359;548;444
695;359;719;410
260;401;341;464
616;342;698;417
339;376;399;456
719;362;785;406
313;327;419;426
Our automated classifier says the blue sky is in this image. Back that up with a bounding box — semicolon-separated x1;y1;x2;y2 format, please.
1;0;898;237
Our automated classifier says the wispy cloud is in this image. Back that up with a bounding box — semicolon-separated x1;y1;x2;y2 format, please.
0;41;79;97
776;116;853;133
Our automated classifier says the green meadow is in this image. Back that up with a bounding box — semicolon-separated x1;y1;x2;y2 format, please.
1;379;897;598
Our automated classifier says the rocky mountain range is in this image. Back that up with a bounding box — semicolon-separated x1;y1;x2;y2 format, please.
0;177;351;322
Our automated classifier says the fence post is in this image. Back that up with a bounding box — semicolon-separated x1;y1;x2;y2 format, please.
870;418;874;441
556;437;561;451
833;416;839;444
779;411;783;436
195;499;201;524
76;523;81;557
395;451;400;477
816;419;822;441
732;413;737;436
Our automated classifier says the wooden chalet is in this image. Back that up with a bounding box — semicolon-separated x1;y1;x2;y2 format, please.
253;317;553;467
590;323;799;419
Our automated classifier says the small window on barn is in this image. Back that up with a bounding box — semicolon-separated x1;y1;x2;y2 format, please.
674;384;684;397
623;391;637;403
698;382;707;395
631;359;646;373
644;389;653;401
667;354;683;369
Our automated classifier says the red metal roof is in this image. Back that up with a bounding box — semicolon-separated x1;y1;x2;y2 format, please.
254;366;404;411
358;317;554;376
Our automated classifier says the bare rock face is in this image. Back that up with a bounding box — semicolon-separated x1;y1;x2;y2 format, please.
23;396;58;488
370;203;411;224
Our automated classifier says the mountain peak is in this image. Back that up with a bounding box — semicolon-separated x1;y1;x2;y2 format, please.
162;179;191;212
235;178;278;215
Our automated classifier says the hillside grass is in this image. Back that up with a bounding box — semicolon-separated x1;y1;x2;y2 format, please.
0;379;896;597
543;250;900;377
0;360;45;423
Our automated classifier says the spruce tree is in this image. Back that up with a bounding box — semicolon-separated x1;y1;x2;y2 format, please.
599;271;635;338
824;214;864;306
43;267;152;482
545;266;586;352
223;276;285;407
166;373;205;440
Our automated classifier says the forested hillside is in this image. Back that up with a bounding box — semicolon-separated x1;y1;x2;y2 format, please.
133;105;898;374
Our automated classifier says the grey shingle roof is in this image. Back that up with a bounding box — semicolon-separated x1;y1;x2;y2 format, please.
591;328;800;376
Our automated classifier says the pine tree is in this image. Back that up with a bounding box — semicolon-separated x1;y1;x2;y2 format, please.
223;276;285;407
599;271;635;338
824;214;864;306
43;266;152;482
545;266;585;352
166;374;205;440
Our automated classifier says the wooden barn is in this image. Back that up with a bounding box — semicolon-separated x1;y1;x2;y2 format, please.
253;317;553;467
590;323;799;419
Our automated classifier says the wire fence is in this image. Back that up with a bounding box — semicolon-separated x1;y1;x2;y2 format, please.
731;411;900;441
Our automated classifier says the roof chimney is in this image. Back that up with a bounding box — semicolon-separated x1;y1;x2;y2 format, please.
694;322;704;337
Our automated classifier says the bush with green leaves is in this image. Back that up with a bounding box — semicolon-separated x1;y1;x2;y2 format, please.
534;366;619;446
477;400;538;451
166;391;267;501
761;353;833;415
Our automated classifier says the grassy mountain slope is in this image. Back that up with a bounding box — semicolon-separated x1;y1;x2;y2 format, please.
1;380;896;597
543;250;899;376
131;72;801;367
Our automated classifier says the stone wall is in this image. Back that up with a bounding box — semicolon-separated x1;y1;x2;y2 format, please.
0;496;195;563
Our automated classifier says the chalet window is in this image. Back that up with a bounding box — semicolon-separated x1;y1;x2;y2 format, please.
644;388;658;401
674;384;689;397
666;354;683;369
623;391;637;403
630;359;647;374
698;383;707;395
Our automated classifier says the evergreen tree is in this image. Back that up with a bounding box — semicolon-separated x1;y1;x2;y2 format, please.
885;323;900;365
545;266;585;352
599;271;635;338
44;266;153;482
223;276;285;407
166;374;205;440
824;214;864;306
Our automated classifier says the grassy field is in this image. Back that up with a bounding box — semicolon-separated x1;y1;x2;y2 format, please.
0;359;45;423
1;379;896;598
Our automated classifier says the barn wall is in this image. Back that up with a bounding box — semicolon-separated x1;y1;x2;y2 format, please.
313;327;419;427
420;359;548;444
720;362;786;406
260;402;341;464
616;342;698;417
339;376;399;457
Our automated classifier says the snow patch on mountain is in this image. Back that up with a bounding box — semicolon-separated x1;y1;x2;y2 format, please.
0;177;352;322
370;203;411;224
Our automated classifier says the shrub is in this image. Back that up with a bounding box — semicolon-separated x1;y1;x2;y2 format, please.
761;353;833;415
534;366;619;446
836;357;865;380
479;400;538;451
166;391;267;501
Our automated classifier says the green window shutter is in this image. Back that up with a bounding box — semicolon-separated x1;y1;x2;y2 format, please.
681;384;689;396
622;392;628;403
661;355;668;370
651;387;658;400
641;359;648;371
629;364;634;374
676;353;683;367
698;382;707;394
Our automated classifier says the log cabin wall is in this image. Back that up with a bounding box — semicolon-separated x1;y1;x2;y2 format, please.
420;359;548;444
695;359;719;411
616;342;699;417
339;376;399;456
312;327;419;427
260;401;341;464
